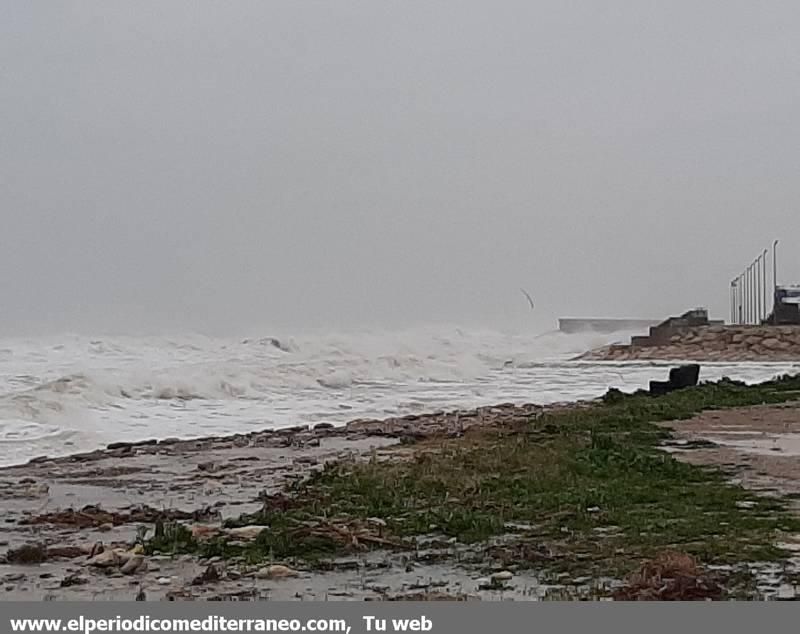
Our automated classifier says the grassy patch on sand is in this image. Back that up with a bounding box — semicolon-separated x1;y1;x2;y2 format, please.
147;375;800;579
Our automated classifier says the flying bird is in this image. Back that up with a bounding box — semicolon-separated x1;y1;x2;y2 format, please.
520;288;535;310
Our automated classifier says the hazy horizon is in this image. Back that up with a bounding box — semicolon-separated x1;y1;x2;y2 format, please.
3;1;800;336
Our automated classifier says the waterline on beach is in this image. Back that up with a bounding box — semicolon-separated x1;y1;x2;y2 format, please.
1;328;798;465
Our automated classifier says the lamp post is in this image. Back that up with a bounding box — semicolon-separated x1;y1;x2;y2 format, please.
753;261;758;323
742;270;746;325
772;240;779;324
754;260;759;323
734;276;742;324
738;273;744;324
750;262;756;324
756;254;762;324
741;271;745;325
737;274;742;325
762;249;768;323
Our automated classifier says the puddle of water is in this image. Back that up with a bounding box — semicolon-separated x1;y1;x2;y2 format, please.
704;433;800;457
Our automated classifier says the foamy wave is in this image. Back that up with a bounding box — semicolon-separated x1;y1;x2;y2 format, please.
0;327;641;415
0;420;66;443
3;324;711;465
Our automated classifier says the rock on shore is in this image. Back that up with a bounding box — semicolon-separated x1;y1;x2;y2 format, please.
579;325;800;361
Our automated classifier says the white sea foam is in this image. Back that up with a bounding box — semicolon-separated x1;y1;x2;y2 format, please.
0;326;797;466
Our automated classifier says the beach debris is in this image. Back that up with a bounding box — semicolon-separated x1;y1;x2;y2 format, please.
86;546;140;569
255;564;300;580
266;518;406;551
2;543;89;564
86;549;122;568
191;564;222;585
120;555;147;575
45;546;87;560
476;570;514;590
169;587;266;602
2;574;25;584
60;573;89;588
191;525;221;541
223;525;269;541
476;578;502;591
3;543;48;565
612;551;723;601
0;479;50;500
387;591;472;601
25;482;50;498
20;504;197;529
157;577;172;586
201;481;224;496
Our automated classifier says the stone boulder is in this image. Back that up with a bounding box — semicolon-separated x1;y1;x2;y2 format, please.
649;364;700;396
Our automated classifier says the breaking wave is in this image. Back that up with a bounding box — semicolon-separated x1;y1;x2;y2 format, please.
0;325;796;466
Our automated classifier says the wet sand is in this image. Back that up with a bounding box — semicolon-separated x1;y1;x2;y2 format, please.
663;401;800;499
1;403;580;601
2;399;800;601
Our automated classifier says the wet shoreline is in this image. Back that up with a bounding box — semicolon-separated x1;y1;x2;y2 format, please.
2;392;800;601
0;402;569;601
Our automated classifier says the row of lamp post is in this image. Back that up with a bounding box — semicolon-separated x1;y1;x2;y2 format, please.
730;240;779;325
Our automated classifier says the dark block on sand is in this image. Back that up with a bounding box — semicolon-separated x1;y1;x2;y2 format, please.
668;364;700;389
648;380;672;396
649;364;700;396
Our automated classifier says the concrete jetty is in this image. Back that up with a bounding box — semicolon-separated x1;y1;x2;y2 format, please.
558;318;659;334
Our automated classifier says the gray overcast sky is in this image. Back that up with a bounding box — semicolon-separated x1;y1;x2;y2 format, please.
2;1;799;335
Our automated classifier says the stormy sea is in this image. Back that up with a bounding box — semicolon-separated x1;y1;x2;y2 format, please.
1;326;797;466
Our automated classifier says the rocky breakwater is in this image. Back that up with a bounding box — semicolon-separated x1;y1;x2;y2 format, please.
579;325;800;362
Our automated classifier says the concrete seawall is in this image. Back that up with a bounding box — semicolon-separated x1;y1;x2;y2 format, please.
558;318;659;334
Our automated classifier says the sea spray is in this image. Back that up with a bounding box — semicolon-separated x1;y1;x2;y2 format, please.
0;326;797;466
